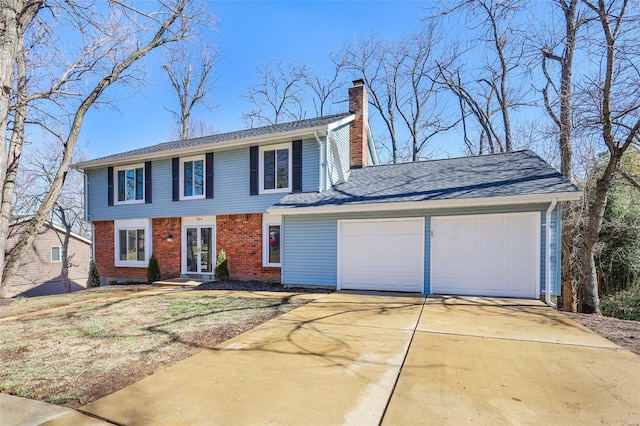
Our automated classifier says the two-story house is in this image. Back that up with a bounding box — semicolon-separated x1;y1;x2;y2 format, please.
76;80;581;301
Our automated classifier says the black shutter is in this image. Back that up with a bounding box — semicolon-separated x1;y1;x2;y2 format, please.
107;166;114;206
292;140;302;193
172;157;180;201
249;146;259;196
144;161;152;203
206;152;214;199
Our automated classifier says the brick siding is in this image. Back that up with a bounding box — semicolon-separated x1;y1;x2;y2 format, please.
349;79;369;168
94;215;280;283
216;213;281;282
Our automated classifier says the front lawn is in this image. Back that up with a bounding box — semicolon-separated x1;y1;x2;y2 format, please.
0;291;308;408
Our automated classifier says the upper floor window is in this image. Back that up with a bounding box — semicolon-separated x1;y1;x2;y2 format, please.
180;156;205;200
259;143;291;194
116;164;144;204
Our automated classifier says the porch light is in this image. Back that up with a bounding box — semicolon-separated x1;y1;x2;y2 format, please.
166;233;173;243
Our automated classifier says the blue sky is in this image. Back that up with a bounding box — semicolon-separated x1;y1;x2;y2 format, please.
80;1;432;160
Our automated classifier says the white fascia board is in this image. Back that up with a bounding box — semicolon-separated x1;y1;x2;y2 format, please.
327;114;355;131
269;191;583;216
74;122;345;170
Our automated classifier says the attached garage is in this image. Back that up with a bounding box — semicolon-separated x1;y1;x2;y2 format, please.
431;212;541;298
337;218;424;292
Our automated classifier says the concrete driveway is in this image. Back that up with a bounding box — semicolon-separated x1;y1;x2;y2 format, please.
55;292;640;425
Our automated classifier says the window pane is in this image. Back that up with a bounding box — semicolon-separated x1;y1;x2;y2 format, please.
201;227;212;272
135;168;144;200
186;228;197;272
137;229;145;261
126;169;135;201
264;150;275;190
184;161;193;197
51;247;60;262
118;170;125;201
127;230;137;260
119;230;128;261
277;149;289;189
194;160;204;196
268;225;280;264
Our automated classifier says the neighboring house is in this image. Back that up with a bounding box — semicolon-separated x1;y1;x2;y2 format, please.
6;219;92;297
75;80;581;300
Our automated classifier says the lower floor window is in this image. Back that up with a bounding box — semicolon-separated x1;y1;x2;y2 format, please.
263;215;282;267
119;229;145;261
114;219;151;267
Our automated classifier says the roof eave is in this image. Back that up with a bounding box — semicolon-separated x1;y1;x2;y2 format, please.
74;116;355;170
268;191;583;215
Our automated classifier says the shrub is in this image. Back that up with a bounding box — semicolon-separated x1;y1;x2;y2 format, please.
600;284;640;321
215;249;229;282
87;260;100;288
147;254;161;283
124;279;135;285
107;279;118;286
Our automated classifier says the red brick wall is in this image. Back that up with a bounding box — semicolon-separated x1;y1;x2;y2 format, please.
349;79;369;168
95;214;280;283
93;220;147;281
93;218;182;282
216;214;281;282
151;217;181;279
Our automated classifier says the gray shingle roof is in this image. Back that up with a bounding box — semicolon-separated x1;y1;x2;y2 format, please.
272;150;579;210
77;113;352;168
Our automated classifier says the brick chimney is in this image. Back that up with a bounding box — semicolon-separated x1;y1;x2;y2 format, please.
349;79;368;168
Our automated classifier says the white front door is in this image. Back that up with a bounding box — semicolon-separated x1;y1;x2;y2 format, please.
182;216;216;275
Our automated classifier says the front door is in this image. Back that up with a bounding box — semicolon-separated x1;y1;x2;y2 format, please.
184;226;214;274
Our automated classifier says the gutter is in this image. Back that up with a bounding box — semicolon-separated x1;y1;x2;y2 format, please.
545;198;558;308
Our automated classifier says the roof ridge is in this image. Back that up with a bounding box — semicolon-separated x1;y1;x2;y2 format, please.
352;150;535;170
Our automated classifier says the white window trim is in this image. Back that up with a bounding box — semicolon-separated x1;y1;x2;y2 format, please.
262;214;282;267
114;218;152;267
179;155;206;200
114;164;145;205
259;142;292;194
51;246;62;263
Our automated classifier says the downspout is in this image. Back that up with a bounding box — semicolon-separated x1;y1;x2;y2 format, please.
314;130;324;192
545;198;558;308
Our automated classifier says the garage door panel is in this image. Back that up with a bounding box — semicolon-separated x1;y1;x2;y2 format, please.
432;213;540;298
338;218;424;292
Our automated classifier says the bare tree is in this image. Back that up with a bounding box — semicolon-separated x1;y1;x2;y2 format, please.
304;61;347;117
0;0;209;297
340;35;400;162
242;61;308;127
540;0;584;311
576;0;640;314
429;0;529;154
163;43;218;140
341;27;454;162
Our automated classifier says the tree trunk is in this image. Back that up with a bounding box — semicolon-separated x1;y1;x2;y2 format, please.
61;227;71;293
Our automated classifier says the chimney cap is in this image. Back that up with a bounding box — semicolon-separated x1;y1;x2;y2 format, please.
352;79;365;86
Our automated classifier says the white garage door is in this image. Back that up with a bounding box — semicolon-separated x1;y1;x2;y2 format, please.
338;218;424;292
431;212;540;298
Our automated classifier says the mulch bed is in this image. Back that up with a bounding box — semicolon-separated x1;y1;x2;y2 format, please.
565;312;640;355
194;279;334;294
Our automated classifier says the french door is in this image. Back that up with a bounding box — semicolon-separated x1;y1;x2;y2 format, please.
183;225;214;274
